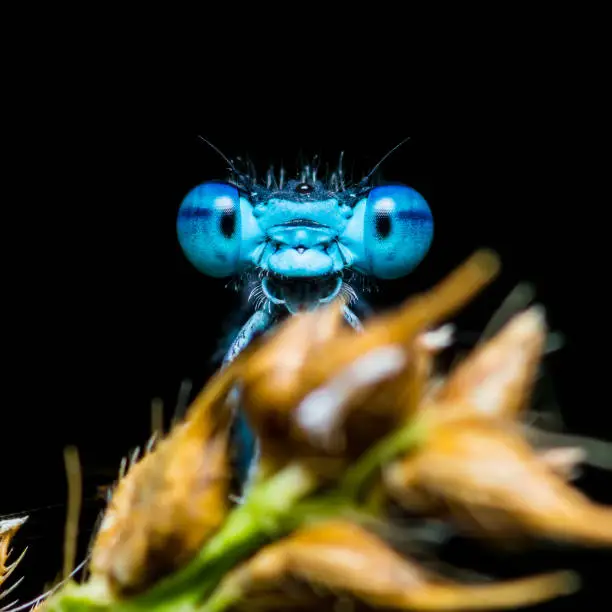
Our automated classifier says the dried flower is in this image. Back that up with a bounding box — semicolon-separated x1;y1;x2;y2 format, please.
384;308;612;547
88;367;238;597
38;250;612;612
238;250;500;477
206;520;577;611
0;515;28;606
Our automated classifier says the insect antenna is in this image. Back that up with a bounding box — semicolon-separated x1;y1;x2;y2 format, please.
358;136;412;187
196;136;252;187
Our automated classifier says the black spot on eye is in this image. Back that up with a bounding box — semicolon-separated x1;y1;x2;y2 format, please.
220;210;236;238
296;182;314;194
375;212;392;238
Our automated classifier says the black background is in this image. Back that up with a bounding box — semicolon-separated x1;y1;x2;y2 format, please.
3;101;610;611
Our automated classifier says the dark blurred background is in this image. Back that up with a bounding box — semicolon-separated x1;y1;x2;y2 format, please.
3;111;610;610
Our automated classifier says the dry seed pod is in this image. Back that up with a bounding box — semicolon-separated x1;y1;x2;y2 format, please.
293;324;453;455
89;367;238;597
0;516;27;602
215;520;577;611
237;300;347;421
384;305;612;546
385;416;612;547
239;251;500;473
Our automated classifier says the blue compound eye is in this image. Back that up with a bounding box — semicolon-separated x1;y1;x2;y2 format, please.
176;182;243;277
363;185;434;279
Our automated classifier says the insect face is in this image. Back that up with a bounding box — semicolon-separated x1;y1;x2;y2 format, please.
177;163;433;314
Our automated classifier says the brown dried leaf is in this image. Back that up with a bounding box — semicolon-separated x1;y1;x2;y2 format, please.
216;520;577;611
89;367;238;597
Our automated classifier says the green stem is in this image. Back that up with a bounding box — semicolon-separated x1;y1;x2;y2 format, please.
43;464;317;612
202;462;317;562
340;417;427;497
197;577;243;612
43;420;425;612
198;423;427;612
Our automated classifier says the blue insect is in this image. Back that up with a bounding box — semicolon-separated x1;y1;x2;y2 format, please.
176;138;434;486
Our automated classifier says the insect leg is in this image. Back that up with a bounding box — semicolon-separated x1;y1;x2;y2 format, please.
343;305;364;332
222;309;275;497
223;309;273;365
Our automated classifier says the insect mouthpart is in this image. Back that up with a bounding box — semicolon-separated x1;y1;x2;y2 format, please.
282;218;325;228
261;272;343;314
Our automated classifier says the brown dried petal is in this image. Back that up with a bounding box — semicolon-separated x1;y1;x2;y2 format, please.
538;446;586;481
237;301;347;435
385;417;612;547
217;520;576;610
89;367;237;597
433;307;546;420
